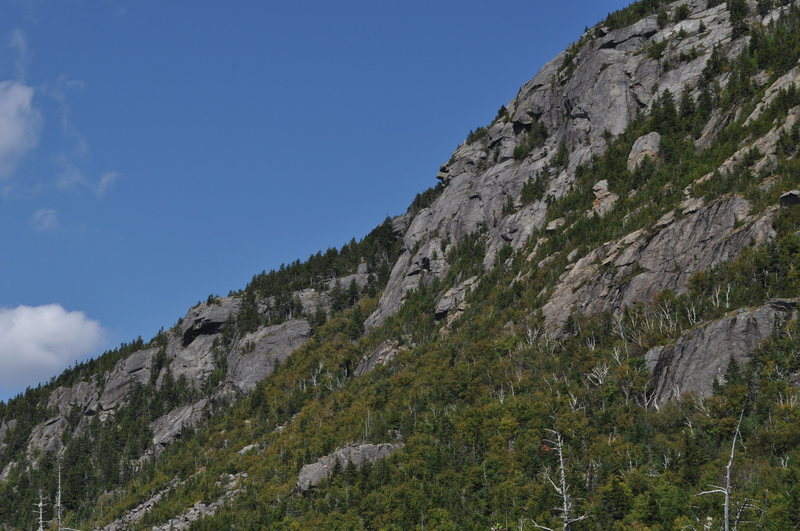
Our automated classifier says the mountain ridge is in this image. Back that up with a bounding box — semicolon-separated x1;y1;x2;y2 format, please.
4;0;800;528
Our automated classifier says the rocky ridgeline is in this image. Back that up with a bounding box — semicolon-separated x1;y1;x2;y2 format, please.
365;0;752;329
1;296;310;478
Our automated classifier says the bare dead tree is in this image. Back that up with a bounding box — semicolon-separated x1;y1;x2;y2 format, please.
34;490;46;531
697;407;746;531
528;429;588;531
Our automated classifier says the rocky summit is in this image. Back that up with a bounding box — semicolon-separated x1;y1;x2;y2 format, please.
4;0;800;528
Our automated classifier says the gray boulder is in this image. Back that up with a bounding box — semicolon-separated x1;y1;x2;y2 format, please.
296;443;404;493
586;180;619;218
626;132;661;172
645;301;795;403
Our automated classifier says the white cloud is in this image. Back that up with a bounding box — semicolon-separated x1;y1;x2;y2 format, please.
30;208;60;231
0;80;40;179
0;304;104;394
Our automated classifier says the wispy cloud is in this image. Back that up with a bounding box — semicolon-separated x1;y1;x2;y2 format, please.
0;304;104;395
0;80;40;179
55;164;120;197
96;170;119;196
30;207;60;231
8;28;31;80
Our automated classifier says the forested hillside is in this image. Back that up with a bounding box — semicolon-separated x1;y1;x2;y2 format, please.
4;0;800;529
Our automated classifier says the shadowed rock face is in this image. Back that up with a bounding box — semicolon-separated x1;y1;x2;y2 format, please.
296;443;404;493
180;297;242;347
645;301;797;403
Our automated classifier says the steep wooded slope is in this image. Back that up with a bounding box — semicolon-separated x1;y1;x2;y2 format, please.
4;0;800;529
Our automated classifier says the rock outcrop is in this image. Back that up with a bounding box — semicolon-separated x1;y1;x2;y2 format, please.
627;132;662;171
27;417;69;456
354;341;401;377
645;301;797;403
99;347;156;418
542;197;775;331
366;0;745;330
296;443;404;493
150;399;210;451
434;276;479;320
180;297;241;347
224;319;311;394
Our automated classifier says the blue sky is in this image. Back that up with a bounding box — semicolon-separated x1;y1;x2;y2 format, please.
0;0;632;399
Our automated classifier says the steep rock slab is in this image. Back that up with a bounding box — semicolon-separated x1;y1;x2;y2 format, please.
27;416;69;456
47;380;100;418
225;319;311;394
98;347;156;418
542;197;775;331
151;399;210;452
168;334;218;389
354;340;402;377
645;301;796;403
296;443;404;493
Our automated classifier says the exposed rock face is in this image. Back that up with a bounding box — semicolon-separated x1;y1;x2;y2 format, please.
744;62;800;126
354;340;401;377
99;479;180;531
99;347;156;418
627;132;661;171
366;0;744;330
546;218;566;232
47;381;100;419
224;319;311;394
150;473;246;530
180;297;241;347
296;443;403;493
27;417;69;456
151;399;209;451
645;301;796;403
587;180;618;218
435;276;479;319
542;197;776;331
100;473;246;531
